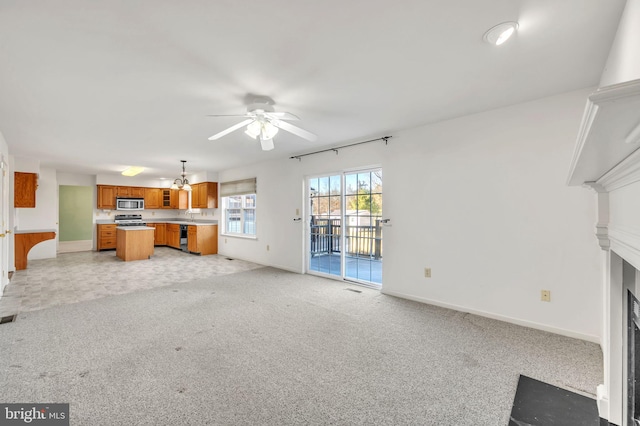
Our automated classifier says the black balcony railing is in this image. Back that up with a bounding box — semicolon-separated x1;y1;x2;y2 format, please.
310;217;383;259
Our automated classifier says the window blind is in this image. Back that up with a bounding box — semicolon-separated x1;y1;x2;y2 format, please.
220;178;257;196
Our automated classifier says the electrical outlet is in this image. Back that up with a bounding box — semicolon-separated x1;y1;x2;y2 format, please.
296;208;300;216
152;211;155;216
267;245;270;251
225;238;227;244
541;290;551;302
424;268;431;278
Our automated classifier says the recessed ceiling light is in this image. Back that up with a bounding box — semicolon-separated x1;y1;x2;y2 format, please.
121;166;145;176
483;21;519;46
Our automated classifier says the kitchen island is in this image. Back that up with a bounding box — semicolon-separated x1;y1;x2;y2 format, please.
116;226;154;261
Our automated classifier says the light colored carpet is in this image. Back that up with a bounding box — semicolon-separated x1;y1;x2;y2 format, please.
0;267;602;425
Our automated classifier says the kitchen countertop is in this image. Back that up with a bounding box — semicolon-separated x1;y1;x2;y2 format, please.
15;229;57;234
97;219;218;226
116;226;155;231
146;220;218;226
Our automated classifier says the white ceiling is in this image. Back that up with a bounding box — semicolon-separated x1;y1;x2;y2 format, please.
0;0;626;179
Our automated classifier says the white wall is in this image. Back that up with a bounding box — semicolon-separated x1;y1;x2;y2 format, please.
219;88;602;342
95;171;218;187
600;0;640;86
96;174;169;188
57;172;96;187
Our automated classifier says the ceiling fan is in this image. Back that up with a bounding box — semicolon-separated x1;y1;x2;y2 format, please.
207;98;317;151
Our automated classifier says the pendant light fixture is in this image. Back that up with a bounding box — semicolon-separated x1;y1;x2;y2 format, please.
170;160;192;191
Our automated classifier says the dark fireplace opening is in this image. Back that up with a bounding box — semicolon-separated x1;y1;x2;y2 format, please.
628;290;640;425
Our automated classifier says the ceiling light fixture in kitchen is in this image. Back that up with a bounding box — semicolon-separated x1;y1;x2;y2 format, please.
483;21;519;46
170;160;192;191
121;166;145;176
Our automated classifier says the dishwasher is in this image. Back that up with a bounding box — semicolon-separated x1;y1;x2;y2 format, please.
179;225;189;252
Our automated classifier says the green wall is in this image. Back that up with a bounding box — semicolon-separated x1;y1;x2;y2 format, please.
59;185;93;242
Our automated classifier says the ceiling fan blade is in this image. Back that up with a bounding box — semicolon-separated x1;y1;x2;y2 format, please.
264;111;299;121
272;120;317;141
206;114;254;118
208;118;255;140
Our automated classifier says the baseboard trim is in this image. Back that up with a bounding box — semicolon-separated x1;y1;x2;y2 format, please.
58;240;93;253
381;289;600;344
216;252;302;274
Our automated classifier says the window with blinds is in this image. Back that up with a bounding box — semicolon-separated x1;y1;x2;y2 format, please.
220;178;257;237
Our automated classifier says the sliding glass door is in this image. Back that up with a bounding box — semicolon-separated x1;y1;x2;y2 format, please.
308;169;383;287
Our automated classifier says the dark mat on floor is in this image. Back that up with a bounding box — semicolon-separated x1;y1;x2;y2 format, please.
509;375;599;426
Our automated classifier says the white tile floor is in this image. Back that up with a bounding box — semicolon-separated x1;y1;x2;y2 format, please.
0;247;263;316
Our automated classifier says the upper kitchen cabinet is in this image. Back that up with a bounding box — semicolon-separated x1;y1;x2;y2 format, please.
161;189;178;209
178;189;189;210
14;172;38;208
117;186;144;198
192;182;218;209
97;185;117;209
144;188;161;209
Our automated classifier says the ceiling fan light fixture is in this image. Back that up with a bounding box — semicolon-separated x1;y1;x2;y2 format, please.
245;120;262;139
260;137;275;151
483;21;519;46
207;97;317;147
261;122;279;140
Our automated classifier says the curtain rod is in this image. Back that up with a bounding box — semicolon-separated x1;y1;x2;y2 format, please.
289;136;392;161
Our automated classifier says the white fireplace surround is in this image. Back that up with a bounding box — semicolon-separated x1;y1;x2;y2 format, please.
570;78;640;425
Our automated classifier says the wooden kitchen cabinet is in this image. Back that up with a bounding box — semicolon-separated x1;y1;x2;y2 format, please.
117;186;144;198
178;190;189;210
97;185;117;209
97;224;117;250
144;188;161;209
191;184;202;208
187;225;218;255
166;224;181;249
116;228;154;261
14;172;38;208
161;189;178;209
147;223;166;245
192;182;218;209
116;186;131;197
130;187;145;197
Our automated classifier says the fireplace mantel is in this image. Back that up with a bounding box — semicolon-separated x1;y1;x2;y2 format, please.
588;145;640;271
568;78;640;187
568;79;640;426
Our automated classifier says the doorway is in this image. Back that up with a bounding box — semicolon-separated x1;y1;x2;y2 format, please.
58;185;93;253
307;168;383;287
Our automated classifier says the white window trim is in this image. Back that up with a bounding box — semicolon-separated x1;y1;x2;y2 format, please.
221;193;257;238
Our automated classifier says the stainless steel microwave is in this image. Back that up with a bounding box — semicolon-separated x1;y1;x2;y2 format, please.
116;198;144;211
